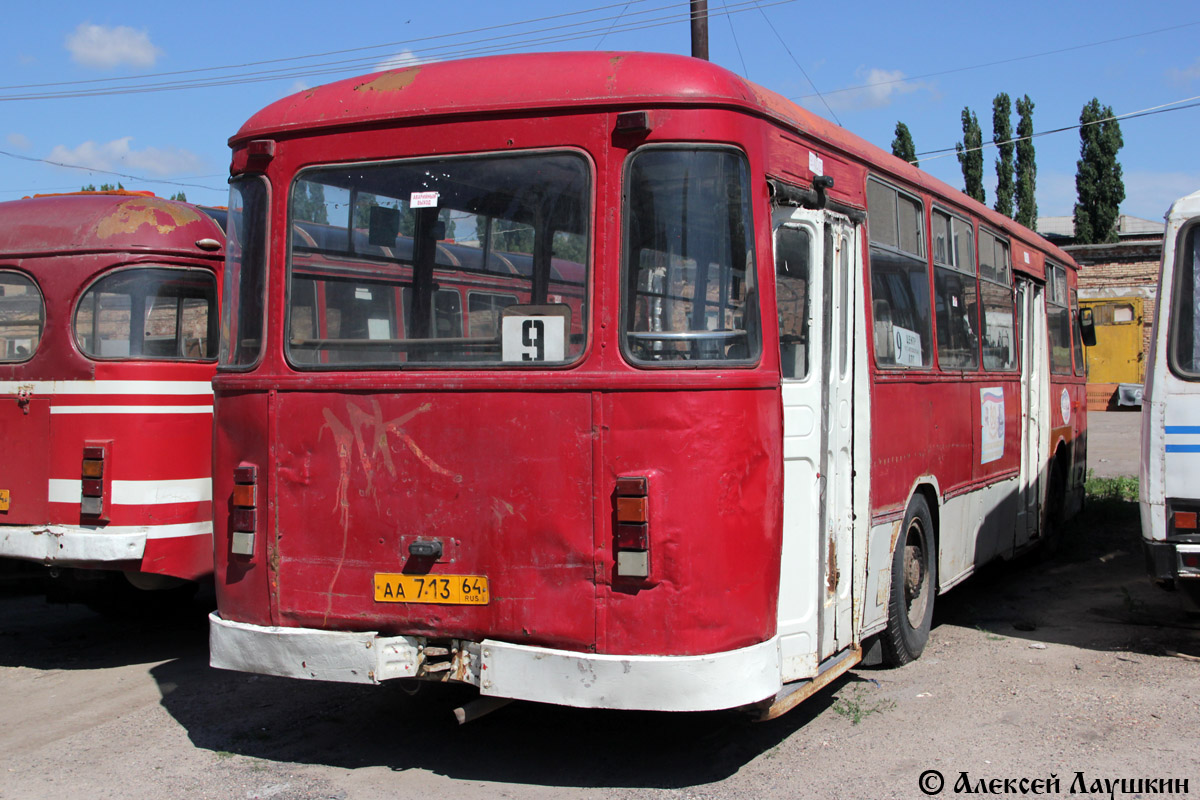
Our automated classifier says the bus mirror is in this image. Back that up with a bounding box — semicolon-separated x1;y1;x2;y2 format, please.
1079;307;1097;347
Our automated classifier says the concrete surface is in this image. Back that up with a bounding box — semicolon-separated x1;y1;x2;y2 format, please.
1087;409;1142;478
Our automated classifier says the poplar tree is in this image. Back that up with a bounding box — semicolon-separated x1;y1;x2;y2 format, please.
955;108;985;204
1073;97;1125;244
891;122;918;166
992;93;1014;218
1014;95;1038;230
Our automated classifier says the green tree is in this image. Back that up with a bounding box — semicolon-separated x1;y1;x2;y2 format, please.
992;93;1014;218
80;183;123;192
1073;97;1125;244
1014;95;1038;230
891;121;918;166
292;181;329;224
170;191;187;202
955;108;985;204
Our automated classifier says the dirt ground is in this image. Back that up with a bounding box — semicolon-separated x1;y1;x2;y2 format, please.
2;428;1197;799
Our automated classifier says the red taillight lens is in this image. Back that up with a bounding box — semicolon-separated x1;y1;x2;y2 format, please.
80;443;108;518
231;464;258;556
614;476;650;578
1174;511;1197;530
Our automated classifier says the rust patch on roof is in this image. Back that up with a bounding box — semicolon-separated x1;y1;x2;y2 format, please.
96;199;204;239
354;67;420;93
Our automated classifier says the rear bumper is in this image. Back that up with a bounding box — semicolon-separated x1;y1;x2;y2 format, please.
209;612;783;712
0;524;146;564
1143;539;1200;582
0;522;210;570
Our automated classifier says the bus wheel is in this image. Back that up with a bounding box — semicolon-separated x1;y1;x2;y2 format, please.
883;495;937;666
1042;459;1068;556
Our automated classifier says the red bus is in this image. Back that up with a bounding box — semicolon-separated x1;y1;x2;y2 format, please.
0;192;223;602
208;52;1089;718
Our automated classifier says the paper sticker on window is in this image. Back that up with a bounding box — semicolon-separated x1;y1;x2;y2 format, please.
502;316;565;362
809;151;824;177
367;319;390;340
893;324;923;367
981;386;1005;464
410;191;439;209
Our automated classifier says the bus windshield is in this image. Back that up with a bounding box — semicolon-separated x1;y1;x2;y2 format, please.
1170;223;1200;378
285;151;590;368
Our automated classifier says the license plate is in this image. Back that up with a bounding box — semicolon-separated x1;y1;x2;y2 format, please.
0;489;8;512
373;573;489;605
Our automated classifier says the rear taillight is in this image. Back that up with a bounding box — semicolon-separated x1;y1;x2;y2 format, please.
614;476;650;578
231;464;258;556
81;443;108;519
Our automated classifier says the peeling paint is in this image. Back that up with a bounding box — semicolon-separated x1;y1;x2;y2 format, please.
354;67;420;93
96;199;204;239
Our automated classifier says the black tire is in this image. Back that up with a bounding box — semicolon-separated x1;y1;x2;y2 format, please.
882;494;937;666
1041;458;1068;556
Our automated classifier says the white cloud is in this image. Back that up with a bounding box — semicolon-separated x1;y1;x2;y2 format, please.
374;49;424;72
6;133;31;150
47;137;204;176
1167;57;1200;84
66;23;162;69
288;80;311;95
815;67;930;113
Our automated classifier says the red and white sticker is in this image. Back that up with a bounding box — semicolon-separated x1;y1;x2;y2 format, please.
410;191;439;209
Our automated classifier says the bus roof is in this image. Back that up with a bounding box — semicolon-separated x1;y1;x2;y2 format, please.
1167;189;1200;223
0;193;224;259
233;50;1074;270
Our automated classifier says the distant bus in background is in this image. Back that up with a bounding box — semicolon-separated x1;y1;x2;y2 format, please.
1141;189;1200;609
0;191;224;609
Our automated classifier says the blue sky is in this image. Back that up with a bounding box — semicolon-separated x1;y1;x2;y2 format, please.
2;1;1197;222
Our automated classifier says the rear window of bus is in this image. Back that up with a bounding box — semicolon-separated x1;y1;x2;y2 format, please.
284;151;590;369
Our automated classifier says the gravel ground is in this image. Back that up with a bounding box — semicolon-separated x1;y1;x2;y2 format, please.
1;493;1197;800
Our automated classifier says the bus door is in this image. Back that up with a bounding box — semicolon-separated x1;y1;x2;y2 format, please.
1016;277;1049;547
773;206;857;680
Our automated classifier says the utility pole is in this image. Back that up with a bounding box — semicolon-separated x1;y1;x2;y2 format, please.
690;0;709;60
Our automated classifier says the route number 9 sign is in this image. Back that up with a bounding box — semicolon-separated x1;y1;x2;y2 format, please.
502;315;565;363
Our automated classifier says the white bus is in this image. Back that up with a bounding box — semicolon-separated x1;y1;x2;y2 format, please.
1140;188;1200;608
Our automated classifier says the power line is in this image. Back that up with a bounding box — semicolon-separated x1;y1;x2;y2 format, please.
753;1;841;126
0;0;796;102
915;95;1200;162
788;19;1200;105
0;0;664;92
0;148;226;193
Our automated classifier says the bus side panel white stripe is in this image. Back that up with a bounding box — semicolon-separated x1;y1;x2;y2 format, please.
49;479;213;505
0;380;212;396
50;405;213;415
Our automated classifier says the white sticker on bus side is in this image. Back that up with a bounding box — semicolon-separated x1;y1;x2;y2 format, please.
980;386;1006;464
502;316;565;363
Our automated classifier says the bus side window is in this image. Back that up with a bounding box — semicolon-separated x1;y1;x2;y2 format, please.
774;225;811;379
866;178;931;368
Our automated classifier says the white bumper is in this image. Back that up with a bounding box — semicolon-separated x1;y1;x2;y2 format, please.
0;524;146;564
209;613;783;712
